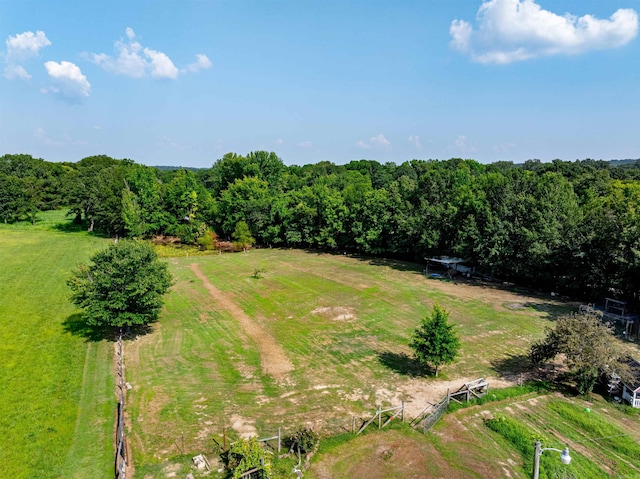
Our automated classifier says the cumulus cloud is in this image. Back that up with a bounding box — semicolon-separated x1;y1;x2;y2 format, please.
3;30;51;79
143;47;178;78
183;54;212;73
89;28;148;77
43;61;91;99
89;27;207;79
357;134;391;149
6;30;51;57
408;134;422;148
450;0;639;64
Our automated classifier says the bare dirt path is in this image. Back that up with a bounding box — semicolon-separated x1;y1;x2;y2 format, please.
189;263;294;379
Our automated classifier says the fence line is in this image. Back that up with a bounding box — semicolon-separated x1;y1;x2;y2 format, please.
115;332;127;479
258;428;282;453
356;402;404;435
413;390;450;433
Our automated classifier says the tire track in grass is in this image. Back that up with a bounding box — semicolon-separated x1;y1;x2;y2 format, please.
189;263;294;380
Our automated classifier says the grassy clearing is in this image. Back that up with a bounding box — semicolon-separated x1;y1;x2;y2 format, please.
307;391;640;479
125;248;593;475
0;212;113;478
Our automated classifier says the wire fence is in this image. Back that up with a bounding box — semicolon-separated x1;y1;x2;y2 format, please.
115;333;127;479
412;390;450;433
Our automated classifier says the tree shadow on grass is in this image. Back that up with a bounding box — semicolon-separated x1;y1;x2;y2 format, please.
63;314;117;342
62;314;154;342
490;353;532;378
378;351;430;378
51;221;87;233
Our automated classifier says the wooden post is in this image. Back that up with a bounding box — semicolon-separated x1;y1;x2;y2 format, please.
401;401;405;423
352;416;355;434
277;428;281;453
378;406;381;429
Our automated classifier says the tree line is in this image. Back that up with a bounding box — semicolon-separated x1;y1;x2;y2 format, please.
2;152;640;301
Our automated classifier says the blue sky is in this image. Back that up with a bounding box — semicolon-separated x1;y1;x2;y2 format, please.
1;0;638;167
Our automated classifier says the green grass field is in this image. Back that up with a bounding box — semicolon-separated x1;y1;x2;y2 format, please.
4;213;639;478
124;247;621;477
0;211;113;478
308;391;640;478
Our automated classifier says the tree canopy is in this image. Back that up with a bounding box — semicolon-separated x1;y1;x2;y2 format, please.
410;304;461;377
4;152;640;303
67;240;173;329
530;312;630;395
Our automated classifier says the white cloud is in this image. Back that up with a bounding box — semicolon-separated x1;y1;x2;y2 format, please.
357;133;391;149
89;35;147;77
43;61;91;98
4;64;31;79
370;134;390;147
90;28;208;79
3;30;51;80
183;54;212;73
450;0;639;64
273;138;284;145
6;30;51;57
143;47;178;78
297;141;313;148
408;134;422;148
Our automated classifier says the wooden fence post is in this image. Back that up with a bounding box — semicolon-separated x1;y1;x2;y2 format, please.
277;428;281;454
377;406;381;429
401;401;405;423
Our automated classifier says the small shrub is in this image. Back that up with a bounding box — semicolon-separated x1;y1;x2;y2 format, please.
252;267;267;279
197;230;217;250
284;428;319;454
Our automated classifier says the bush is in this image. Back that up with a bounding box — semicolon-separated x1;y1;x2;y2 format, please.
284;428;318;454
197;230;217;250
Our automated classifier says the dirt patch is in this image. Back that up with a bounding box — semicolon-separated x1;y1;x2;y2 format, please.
312;306;356;321
230;414;258;439
189;263;293;379
376;376;516;417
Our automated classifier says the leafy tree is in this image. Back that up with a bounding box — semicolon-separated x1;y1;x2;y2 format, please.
410;304;460;377
67;240;172;330
530;312;629;395
233;221;255;252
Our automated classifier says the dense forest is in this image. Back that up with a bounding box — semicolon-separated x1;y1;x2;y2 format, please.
2;152;640;302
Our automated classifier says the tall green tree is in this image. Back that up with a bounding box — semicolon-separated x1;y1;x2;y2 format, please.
410;304;460;377
530;312;629;395
67;240;173;330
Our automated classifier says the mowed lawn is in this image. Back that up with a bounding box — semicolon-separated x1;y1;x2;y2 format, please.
0;215;113;479
126;248;578;475
308;392;640;479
